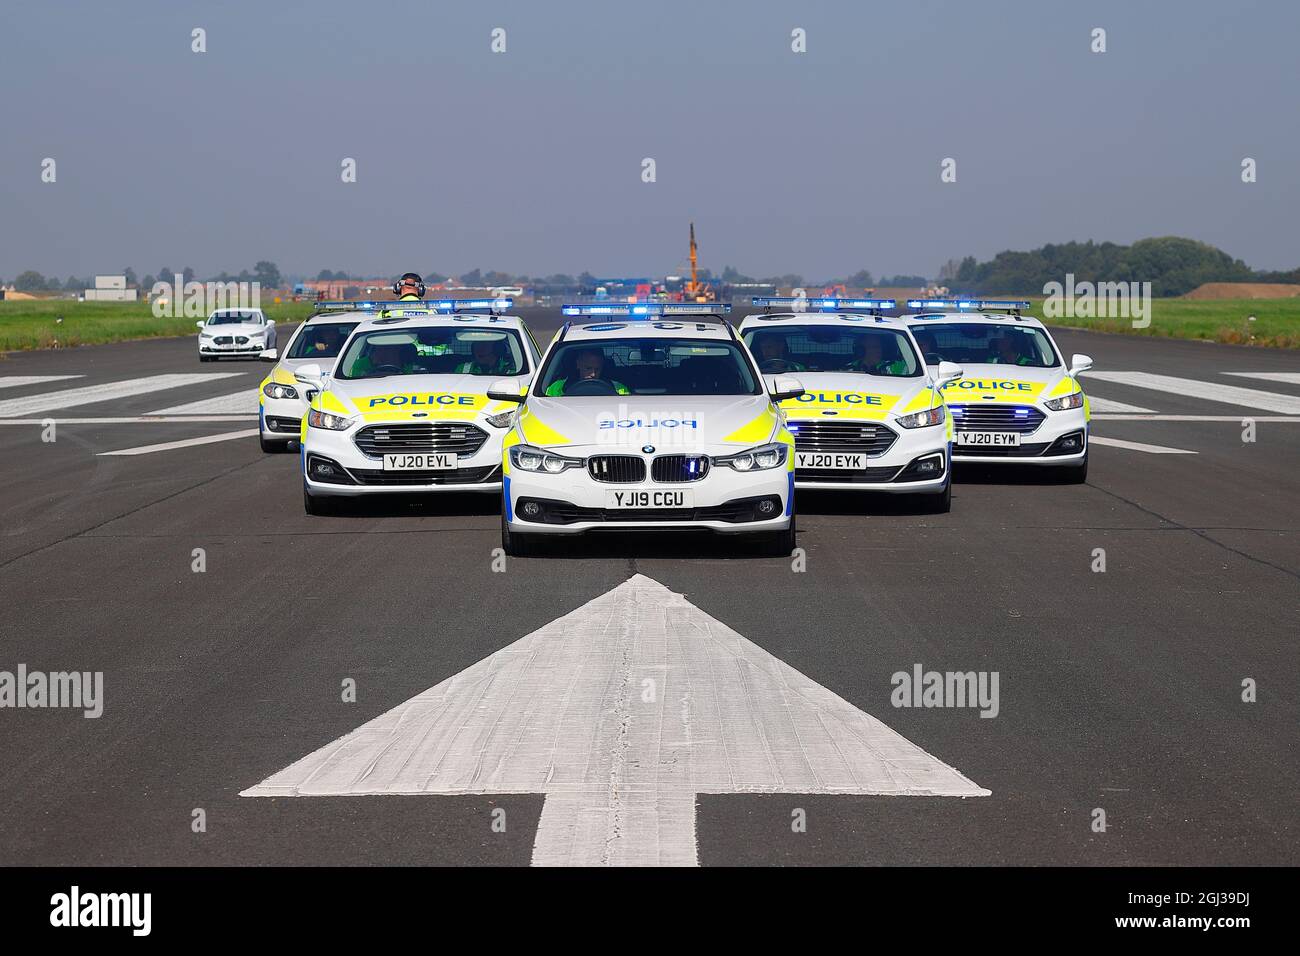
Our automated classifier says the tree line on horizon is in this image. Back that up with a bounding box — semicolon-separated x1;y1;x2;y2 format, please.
6;238;1298;297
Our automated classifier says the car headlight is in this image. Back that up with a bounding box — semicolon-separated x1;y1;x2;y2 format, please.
509;444;582;474
895;405;947;429
715;442;788;472
307;408;353;431
485;410;517;428
1044;391;1084;411
262;382;298;400
199;333;213;340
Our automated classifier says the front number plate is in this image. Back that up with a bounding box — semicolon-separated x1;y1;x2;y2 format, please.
605;489;693;509
383;453;458;470
957;431;1021;447
796;452;866;470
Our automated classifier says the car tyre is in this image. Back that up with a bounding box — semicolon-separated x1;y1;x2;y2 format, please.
759;513;796;557
1059;450;1088;484
303;482;336;516
919;474;952;513
501;510;544;557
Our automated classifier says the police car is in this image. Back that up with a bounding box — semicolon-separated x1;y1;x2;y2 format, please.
294;299;541;514
256;310;364;453
738;298;963;512
491;303;800;556
905;299;1092;481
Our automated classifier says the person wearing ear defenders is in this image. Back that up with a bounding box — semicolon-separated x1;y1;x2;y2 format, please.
394;272;425;301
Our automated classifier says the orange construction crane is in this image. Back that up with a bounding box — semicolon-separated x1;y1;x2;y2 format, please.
685;222;715;302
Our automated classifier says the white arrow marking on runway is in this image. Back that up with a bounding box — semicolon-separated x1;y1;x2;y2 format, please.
1081;371;1300;414
242;574;989;866
97;428;260;456
0;374;243;417
148;389;259;415
0;375;83;390
1223;371;1300;385
1089;436;1196;455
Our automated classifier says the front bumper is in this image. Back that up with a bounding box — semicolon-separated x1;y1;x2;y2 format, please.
505;460;792;535
259;395;307;442
950;405;1088;465
788;417;949;493
200;342;266;356
302;419;508;495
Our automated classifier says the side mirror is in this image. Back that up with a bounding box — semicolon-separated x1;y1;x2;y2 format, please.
266;318;275;325
294;363;324;388
486;379;527;403
258;348;278;362
935;361;963;386
195;321;205;329
1070;353;1093;375
770;376;805;403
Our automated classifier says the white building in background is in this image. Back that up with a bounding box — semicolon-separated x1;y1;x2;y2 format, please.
83;275;138;302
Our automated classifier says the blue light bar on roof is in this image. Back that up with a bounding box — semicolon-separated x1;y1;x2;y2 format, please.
315;297;512;314
905;298;1030;312
561;302;732;317
752;297;896;311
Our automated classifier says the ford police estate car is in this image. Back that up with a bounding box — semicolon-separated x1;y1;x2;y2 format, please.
256;310;363;453
295;299;541;514
905;299;1092;481
491;303;801;556
196;308;277;361
739;298;963;512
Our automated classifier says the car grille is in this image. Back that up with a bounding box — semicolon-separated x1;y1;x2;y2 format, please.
214;336;233;345
235;336;249;345
797;466;902;483
354;422;488;458
651;455;710;483
347;465;500;486
953;441;1051;458
789;420;897;457
517;495;781;525
587;455;647;483
949;404;1045;434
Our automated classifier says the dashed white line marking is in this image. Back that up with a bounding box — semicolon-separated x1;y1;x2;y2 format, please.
1081;371;1300;415
148;389;258;415
97;428;259;456
0;374;243;417
242;574;988;866
1087;395;1158;414
0;375;83;390
1223;372;1300;385
1090;436;1197;455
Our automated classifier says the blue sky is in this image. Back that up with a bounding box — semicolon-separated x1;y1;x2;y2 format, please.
2;0;1297;280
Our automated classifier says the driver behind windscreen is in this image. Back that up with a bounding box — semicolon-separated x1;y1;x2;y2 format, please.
753;333;807;371
349;340;418;377
455;339;514;375
545;347;629;395
846;334;907;375
990;334;1032;366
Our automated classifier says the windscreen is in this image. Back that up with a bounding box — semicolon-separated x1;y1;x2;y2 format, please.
287;322;359;360
908;323;1060;368
208;311;261;325
335;327;527;380
536;338;761;397
742;325;922;377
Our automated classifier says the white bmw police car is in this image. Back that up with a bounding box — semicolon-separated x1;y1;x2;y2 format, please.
905;299;1093;481
294;299;541;514
256;311;364;453
491;303;801;556
738;298;962;512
